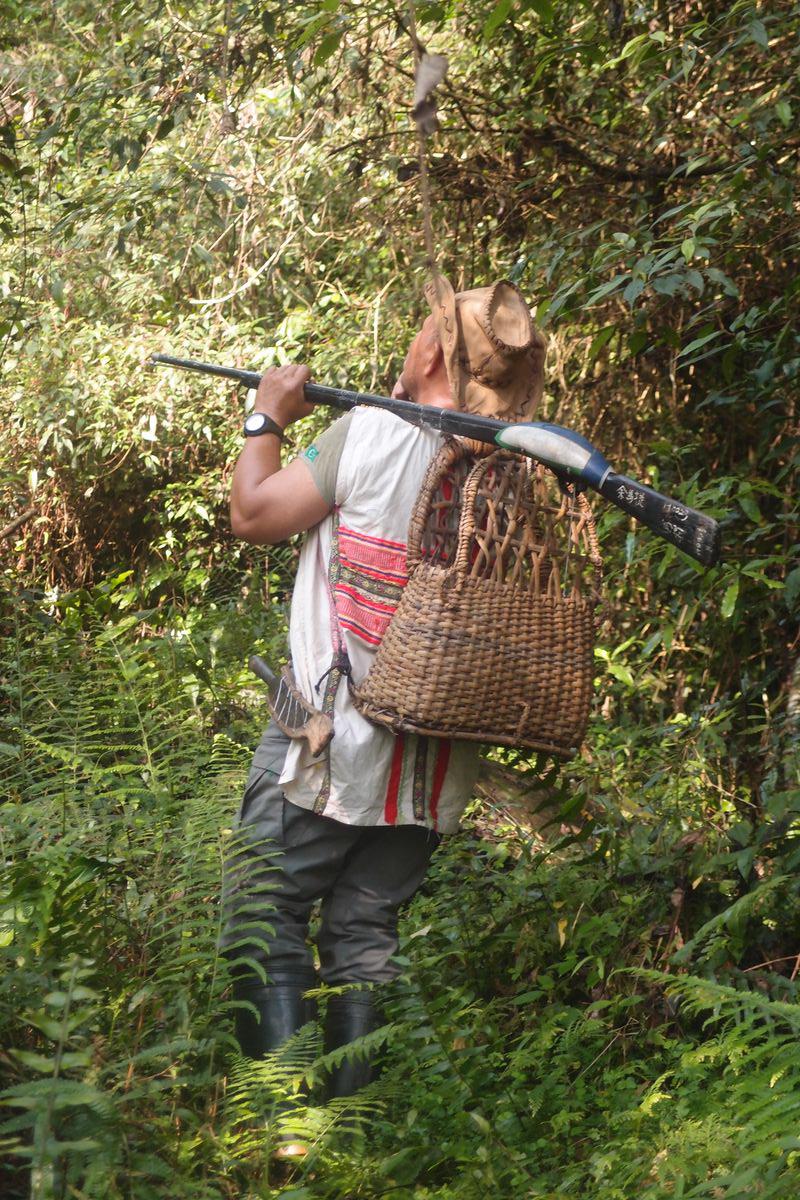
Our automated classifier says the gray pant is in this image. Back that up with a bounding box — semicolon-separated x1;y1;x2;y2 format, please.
219;723;440;987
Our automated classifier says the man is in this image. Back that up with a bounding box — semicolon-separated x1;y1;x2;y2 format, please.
220;277;545;1114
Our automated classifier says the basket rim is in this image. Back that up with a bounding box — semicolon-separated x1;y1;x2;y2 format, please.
350;698;582;757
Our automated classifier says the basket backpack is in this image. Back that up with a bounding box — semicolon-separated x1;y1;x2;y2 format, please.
352;439;602;757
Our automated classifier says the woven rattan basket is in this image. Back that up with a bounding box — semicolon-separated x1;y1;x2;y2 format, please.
353;440;602;756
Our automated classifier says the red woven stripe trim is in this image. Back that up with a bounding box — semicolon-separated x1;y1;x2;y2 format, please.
339;523;406;551
339;547;408;581
336;592;393;638
429;740;451;830
335;581;397;616
338;531;408;580
384;733;405;825
338;616;383;647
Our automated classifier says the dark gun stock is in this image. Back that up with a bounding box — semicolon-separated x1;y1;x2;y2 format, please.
599;473;721;567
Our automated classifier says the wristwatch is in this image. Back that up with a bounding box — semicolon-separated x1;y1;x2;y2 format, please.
243;411;284;440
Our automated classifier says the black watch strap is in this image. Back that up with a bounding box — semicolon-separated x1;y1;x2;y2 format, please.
243;412;285;440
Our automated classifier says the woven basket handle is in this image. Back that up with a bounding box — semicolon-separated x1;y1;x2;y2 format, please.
453;452;503;577
453;454;602;593
406;438;471;573
575;489;604;614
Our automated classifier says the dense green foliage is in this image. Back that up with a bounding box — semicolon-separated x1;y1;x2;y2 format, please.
1;1;798;1197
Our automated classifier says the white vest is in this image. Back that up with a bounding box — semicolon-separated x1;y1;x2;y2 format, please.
279;407;481;832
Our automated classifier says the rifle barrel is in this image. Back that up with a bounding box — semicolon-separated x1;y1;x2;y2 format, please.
147;353;504;444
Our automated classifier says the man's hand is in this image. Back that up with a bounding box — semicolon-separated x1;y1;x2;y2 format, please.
254;364;314;430
229;362;332;545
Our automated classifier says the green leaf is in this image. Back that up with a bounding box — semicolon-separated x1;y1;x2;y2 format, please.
748;19;768;48
608;662;635;687
683;155;710;176
618;33;650;62
623;278;645;305
721;577;739;619
205;177;232;197
586;275;629;306
775;100;792;127
738;494;762;523
50;274;65;307
735;847;755;879
706;267;738;297
642;631;662;657
587;325;615;362
525;0;554;19
783;567;800;611
651;274;683;296
192;244;214;265
293;13;332;50
678;330;722;358
43;991;70;1008
680;238;695;261
314;31;342;65
469;1110;492;1134
483;0;515;39
14;1050;60;1073
34;124;60;147
25;1012;66;1040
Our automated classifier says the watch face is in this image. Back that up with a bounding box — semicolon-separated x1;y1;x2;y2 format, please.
244;413;267;434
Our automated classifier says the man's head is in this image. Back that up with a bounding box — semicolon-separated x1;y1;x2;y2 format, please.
392;313;453;409
394;275;546;422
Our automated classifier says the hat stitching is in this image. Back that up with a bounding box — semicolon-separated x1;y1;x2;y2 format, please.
432;298;455;343
469;349;514;382
463;350;531;391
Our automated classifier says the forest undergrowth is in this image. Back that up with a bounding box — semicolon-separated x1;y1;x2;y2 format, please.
2;0;799;1197
1;573;799;1200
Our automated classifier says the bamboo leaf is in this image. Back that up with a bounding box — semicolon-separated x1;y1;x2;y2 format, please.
483;0;515;39
721;578;739;619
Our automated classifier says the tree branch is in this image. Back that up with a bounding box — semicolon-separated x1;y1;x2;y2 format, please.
1;506;35;539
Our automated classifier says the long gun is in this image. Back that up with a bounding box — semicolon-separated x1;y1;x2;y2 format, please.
149;353;721;567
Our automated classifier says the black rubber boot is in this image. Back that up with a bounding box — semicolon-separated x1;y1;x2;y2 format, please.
322;990;383;1099
233;980;318;1164
234;981;317;1059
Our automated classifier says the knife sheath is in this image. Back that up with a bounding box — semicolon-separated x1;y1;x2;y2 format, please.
249;655;334;758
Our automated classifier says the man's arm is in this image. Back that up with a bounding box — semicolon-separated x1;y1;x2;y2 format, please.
229;364;332;545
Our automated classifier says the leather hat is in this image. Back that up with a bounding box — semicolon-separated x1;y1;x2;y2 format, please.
424;273;545;423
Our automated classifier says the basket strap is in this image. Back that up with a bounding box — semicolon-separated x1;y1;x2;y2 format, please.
314;517;353;692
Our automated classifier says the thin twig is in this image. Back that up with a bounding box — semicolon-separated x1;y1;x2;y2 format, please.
743;955;800;975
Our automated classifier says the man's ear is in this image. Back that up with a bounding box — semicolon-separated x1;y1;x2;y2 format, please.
422;335;444;378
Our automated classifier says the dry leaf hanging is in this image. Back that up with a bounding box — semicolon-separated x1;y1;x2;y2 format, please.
412;52;449;135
